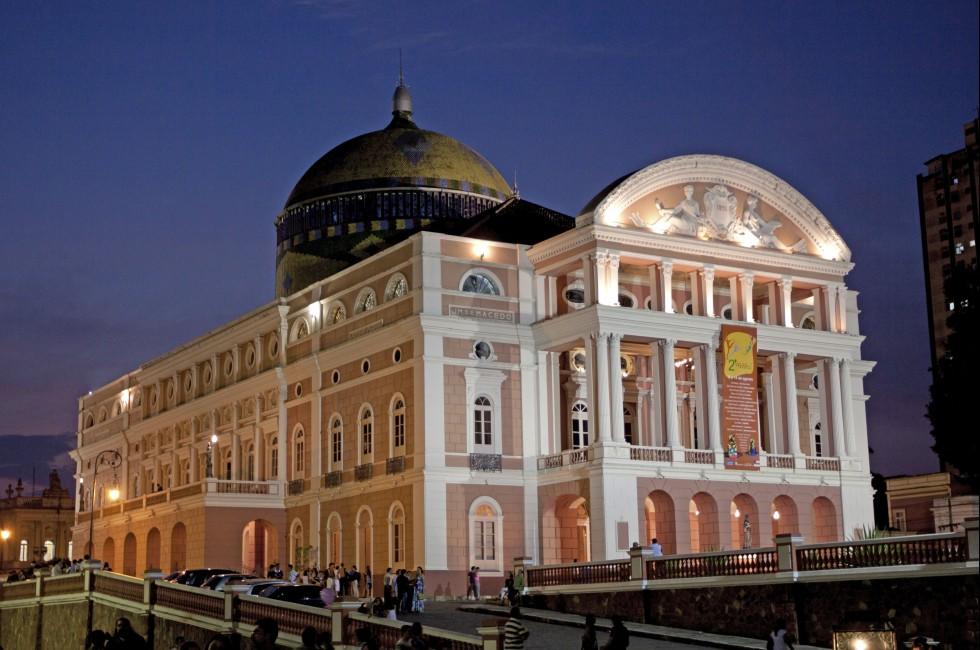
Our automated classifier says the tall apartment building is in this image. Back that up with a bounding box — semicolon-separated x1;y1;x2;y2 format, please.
916;118;980;366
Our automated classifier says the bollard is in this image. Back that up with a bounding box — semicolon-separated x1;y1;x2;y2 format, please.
965;517;978;561
477;620;506;650
775;534;803;572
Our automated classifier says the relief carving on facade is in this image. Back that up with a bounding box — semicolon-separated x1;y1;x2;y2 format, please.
629;183;808;254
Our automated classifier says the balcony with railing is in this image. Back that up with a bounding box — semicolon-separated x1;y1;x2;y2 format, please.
287;478;306;496
386;456;406;475
469;453;502;472
354;463;373;482
323;470;342;488
537;447;591;470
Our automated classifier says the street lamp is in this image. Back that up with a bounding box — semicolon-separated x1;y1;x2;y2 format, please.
207;433;218;478
1;528;10;572
86;449;122;562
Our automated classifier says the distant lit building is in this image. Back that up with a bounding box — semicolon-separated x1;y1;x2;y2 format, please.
916;118;979;368
72;81;876;593
0;471;74;569
885;471;978;533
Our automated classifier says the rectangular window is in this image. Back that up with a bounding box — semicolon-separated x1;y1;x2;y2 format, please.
393;523;403;563
892;509;907;531
474;410;492;446
394;412;405;447
362;422;373;455
332;430;342;464
474;521;495;560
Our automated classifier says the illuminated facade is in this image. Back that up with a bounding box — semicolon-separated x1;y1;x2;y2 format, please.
72;83;876;594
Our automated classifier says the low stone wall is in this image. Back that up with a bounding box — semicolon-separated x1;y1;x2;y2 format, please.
527;573;979;648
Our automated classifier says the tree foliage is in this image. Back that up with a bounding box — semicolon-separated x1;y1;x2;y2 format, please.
927;265;980;491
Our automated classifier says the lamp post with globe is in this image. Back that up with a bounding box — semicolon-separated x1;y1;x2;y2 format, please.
86;450;122;562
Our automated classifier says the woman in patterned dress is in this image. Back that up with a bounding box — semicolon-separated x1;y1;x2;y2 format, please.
411;566;425;613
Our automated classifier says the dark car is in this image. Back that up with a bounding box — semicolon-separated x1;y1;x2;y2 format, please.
201;573;257;590
240;579;289;595
257;584;326;608
170;568;238;588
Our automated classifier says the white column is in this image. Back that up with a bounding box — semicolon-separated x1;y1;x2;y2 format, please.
636;385;647;446
594;332;611;442
190;420;200;482
840;359;856;458
827;358;846;458
762;371;778;453
661;261;674;313
231;404;241;481
648;265;661;312
582;255;598;306
782;353;802;456
661;339;680;448
702;265;715;317
254;395;265;481
779;277;793;327
609;334;625;442
606;253;621;306
836;284;848;333
704;341;722;453
739;273;755;323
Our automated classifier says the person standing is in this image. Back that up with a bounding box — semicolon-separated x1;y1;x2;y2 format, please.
396;569;411;614
580;613;598;650
351;565;361;598
411;566;425;613
603;616;629;649
365;565;373;598
503;607;530;650
649;538;663;556
107;618;147;650
767;619;793;650
383;567;395;609
466;567;476;600
473;566;481;599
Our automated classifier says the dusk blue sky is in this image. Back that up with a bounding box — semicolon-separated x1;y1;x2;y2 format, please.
1;1;977;489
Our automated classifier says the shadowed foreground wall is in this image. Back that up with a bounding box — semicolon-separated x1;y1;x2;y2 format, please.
527;574;979;647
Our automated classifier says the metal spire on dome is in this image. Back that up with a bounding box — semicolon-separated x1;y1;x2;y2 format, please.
391;50;413;121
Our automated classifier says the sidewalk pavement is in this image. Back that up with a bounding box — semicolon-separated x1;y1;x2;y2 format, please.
457;603;828;650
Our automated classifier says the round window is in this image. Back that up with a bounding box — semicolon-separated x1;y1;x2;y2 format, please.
392;347;403;363
183;372;193;393
564;287;585;305
167;380;175;401
294;383;303;398
245;345;256;368
721;305;733;320
223;355;234;377
331;369;340;385
571;350;587;373
473;341;492;360
203;363;213;386
618;293;635;308
684;302;694;315
361;359;371;374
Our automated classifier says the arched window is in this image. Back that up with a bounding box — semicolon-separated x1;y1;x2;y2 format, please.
469;498;503;573
223;450;232;481
359;406;374;460
571;402;589;448
294;426;305;475
329;302;347;325
384;273;409;302
391;396;406;451
460;270;501;295
19;540;28;562
289;519;304;566
473;396;493;451
354;288;377;314
270;437;279;478
290;317;310;342
245;444;255;481
43;540;55;561
326;513;342;566
330;417;343;467
388;502;406;567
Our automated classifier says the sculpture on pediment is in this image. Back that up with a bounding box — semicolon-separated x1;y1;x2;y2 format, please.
649;184;702;236
703;184;739;235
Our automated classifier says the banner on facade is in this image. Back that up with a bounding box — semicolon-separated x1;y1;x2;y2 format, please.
721;324;761;470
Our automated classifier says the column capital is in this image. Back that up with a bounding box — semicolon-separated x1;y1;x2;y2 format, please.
591;331;611;342
779;275;793;286
661;259;673;273
738;271;755;281
607;332;623;342
607;253;620;269
780;351;797;361
660;337;677;348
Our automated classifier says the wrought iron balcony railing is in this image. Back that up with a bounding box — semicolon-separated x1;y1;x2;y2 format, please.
469;453;502;472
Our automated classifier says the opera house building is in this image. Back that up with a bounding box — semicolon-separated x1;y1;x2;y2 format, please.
72;81;875;594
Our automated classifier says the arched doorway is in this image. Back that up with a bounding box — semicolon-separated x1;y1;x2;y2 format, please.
326;513;342;566
146;528;161;571
170;523;187;572
730;494;760;549
771;495;799;539
543;495;590;564
643;490;676;555
811;497;838;542
289;519;305;567
102;537;115;569
356;507;373;579
242;519;279;575
688;492;719;553
123;533;137;576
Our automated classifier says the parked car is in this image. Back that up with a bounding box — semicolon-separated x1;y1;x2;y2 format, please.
169;568;238;588
239;579;289;595
201;573;257;590
257;584;326;607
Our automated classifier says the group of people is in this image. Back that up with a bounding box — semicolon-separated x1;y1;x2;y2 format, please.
3;555;104;583
85;618;149;650
266;561;374;598
382;566;425;614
